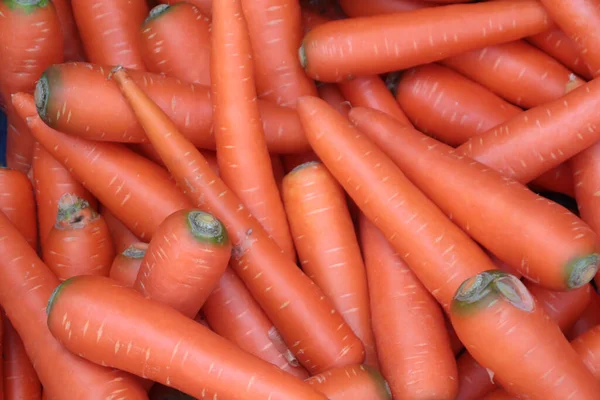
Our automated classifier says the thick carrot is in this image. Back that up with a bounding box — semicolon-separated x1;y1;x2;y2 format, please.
47;275;329;400
159;0;212;17
568;289;600;340
282;162;377;366
299;0;552;82
4;107;36;174
295;96;496;310
134;210;231;318
202;268;310;379
35;63;310;153
360;215;458;399
100;207;141;253
317;84;351;118
306;365;391;399
450;270;600;399
12;92;193;241
338;0;430;17
140;3;211;86
51;0;85;61
350;107;600;290
0;211;148;399
71;0;147;70
112;67;365;374
3;319;41;400
110;242;147;287
0;167;37;249
32;142;97;247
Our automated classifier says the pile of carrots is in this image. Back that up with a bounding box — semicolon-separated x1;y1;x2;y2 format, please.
3;0;600;398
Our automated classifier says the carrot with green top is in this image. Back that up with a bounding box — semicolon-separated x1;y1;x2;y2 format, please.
306;364;392;399
110;243;147;287
0;167;37;249
111;67;365;374
3;319;41;400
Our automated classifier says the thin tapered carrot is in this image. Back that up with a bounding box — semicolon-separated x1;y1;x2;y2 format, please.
568;289;600;340
111;67;365;374
360;214;458;399
338;0;430;17
282;162;377;367
295;96;496;310
133;209;231;318
35;62;310;154
0;167;37;250
3;319;41;400
47;275;329;400
32;142;97;247
299;1;552;82
202;268;310;379
317;84;351;118
158;0;212;17
305;364;392;399
450;270;600;399
211;0;295;261
12;92;193;241
0;212;148;399
51;0;85;61
140;3;211;86
110;243;147;287
350;107;600;290
71;0;148;70
100;207;141;253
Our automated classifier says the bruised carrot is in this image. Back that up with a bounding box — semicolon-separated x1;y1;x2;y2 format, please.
0;167;37;249
317;84;351;118
568;290;600;340
51;0;85;61
100;207;141;253
112;67;365;374
159;0;212;17
47;275;329;400
295;96;496;310
35;63;310;153
306;365;391;399
202;268;310;379
140;3;211;86
299;1;552;82
12;92;193;241
282;162;377;366
338;0;430;17
134;210;231;318
3;319;41;400
110;243;147;287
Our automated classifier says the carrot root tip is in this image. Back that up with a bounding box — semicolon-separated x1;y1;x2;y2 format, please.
122;243;148;259
187;211;229;245
568;254;599;289
34;74;49;122
145;4;170;24
298;44;308;70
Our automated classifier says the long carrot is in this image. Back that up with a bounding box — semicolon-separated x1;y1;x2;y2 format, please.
295;95;496;310
299;0;552;82
338;0;431;17
305;364;392;399
12;92;193;241
159;0;212;17
110;242;147;287
0;211;148;399
350;107;599;290
35;63;310;153
282;162;377;366
3;319;41;400
100;207;141;253
0;167;37;249
47;275;329;400
360;215;458;399
140;3;211;86
50;0;85;61
112;67;364;374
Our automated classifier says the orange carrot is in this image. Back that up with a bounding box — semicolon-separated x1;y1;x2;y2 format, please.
51;0;85;61
305;365;391;399
12;92;193;241
110;243;147;287
3;319;41;400
572;142;600;234
282;162;377;366
112;67;365;374
299;1;552;82
100;207;141;253
572;324;600;377
35;63;310;153
295;96;496;310
47;275;329;400
360;215;458;399
140;3;211;86
4;107;36;174
568;289;600;340
317;83;351;118
0;167;37;249
338;0;430;17
159;0;212;17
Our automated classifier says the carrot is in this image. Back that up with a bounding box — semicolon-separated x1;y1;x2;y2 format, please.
110;242;148;287
4;108;36;174
0;167;37;249
12;92;193;241
295;96;496;310
338;0;431;17
282;151;320;173
71;0;147;70
445;317;464;356
572;324;600;377
32;142;97;247
140;3;211;86
572;142;600;235
451;270;600;399
0;211;148;399
350;107;600;290
282;162;377;366
305;365;391;399
317;84;351;118
51;0;85;61
299;0;552;82
202;268;310;379
568;289;600;340
100;207;141;253
158;0;212;17
47;275;329;400
112;67;365;374
3;319;41;400
359;215;458;399
35;62;310;154
528;163;574;198
134;209;231;318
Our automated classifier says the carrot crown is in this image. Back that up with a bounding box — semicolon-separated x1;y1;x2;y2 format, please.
34;71;50;122
46;276;78;316
122;243;148;259
55;193;98;229
186;211;229;245
566;254;599;290
4;0;49;12
144;3;171;24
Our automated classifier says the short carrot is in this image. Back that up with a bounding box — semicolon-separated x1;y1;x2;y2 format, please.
159;0;212;17
299;0;552;82
359;215;458;399
317;84;351;118
337;0;430;17
3;319;41;400
295;96;496;310
100;207;141;253
112;67;365;374
349;107;600;290
140;3;211;86
51;0;85;61
0;167;37;249
47;275;329;400
110;242;148;287
305;364;392;399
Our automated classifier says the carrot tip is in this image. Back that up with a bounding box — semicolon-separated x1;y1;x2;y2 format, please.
187;211;229;245
122;243;148;259
34;74;49;122
145;4;170;24
568;254;599;289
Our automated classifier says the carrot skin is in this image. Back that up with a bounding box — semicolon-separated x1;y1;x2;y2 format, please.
305;364;392;399
5;107;36;174
100;207;142;253
572;142;600;237
338;0;431;17
3;319;41;400
110;243;148;287
158;0;212;17
317;84;351;118
50;0;85;62
568;289;600;340
0;168;37;250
